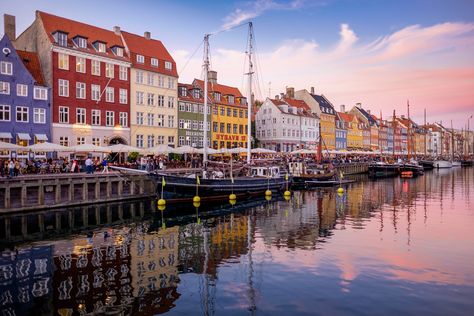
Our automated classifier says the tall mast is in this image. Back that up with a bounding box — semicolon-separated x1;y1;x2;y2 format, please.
246;22;254;164
392;110;396;156
451;120;454;161
203;34;210;165
424;108;427;157
440;121;443;157
407;100;411;159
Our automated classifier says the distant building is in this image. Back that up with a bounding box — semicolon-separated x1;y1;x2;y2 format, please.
350;105;379;151
338;112;363;150
0;33;50;154
335;105;347;151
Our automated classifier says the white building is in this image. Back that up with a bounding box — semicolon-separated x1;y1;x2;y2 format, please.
255;97;319;152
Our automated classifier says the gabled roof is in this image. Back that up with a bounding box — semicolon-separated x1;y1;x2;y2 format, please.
37;11;128;61
120;31;177;77
177;82;204;103
356;106;378;126
311;94;336;114
283;98;311;112
338;112;357;123
268;98;318;118
193;79;245;107
16;50;46;86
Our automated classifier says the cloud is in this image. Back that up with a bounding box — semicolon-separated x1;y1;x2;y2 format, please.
174;21;474;128
221;0;305;30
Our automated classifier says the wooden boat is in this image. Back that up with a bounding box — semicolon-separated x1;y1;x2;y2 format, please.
452;161;462;167
461;160;473;167
399;163;424;176
368;163;400;178
305;179;355;187
419;160;434;170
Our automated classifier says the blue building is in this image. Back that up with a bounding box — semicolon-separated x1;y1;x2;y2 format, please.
0;34;50;150
335;112;347;151
387;125;394;153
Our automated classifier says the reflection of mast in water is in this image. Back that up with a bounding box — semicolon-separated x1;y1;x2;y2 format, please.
392;178;398;233
247;212;257;315
200;224;215;316
424;172;428;226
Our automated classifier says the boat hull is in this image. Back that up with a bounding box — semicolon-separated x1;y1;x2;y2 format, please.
433;160;452;168
368;164;400;178
399;164;424;176
420;160;434;170
452;161;461;167
305;179;355;187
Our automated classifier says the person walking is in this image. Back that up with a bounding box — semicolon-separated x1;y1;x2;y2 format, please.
85;156;93;174
8;160;15;178
101;158;109;173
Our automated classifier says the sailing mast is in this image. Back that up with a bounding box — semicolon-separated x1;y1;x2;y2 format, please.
451;120;455;162
203;34;210;166
424;108;427;157
246;22;254;164
407;100;411;160
392;110;396;156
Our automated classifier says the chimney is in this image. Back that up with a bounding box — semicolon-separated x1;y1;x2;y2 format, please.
208;70;217;84
356;102;362;107
340;104;345;113
280;93;284;99
310;86;315;94
113;26;121;35
274;95;279;100
144;31;151;39
4;14;16;40
367;110;371;114
286;87;295;99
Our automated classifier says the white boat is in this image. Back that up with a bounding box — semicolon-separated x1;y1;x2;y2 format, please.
433;160;452;168
451;161;461;167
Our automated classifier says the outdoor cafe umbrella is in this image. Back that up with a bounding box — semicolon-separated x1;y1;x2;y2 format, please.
290;148;314;155
0;141;23;151
27;142;71;152
145;144;175;155
71;143;112;153
174;145;200;154
251;148;277;154
197;147;219;155
108;144;146;154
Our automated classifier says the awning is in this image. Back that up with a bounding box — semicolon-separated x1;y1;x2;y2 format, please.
17;133;31;141
0;132;12;139
35;134;48;141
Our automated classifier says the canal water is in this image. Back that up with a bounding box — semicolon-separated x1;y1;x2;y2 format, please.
1;168;473;315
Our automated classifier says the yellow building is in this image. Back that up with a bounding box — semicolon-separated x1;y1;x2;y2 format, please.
121;31;178;148
194;73;248;149
338;112;363;150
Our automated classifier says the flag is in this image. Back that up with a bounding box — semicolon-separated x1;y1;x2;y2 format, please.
196;175;200;185
162;176;166;187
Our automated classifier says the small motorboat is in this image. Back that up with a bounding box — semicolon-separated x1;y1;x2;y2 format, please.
452;161;462;167
433;160;453;168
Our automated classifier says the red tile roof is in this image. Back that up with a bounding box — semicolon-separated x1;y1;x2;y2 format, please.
269;98;286;106
193;79;245;107
37;11;128;61
120;31;177;77
178;83;204;103
338;112;356;123
270;98;317;118
17;50;45;86
282;98;311;111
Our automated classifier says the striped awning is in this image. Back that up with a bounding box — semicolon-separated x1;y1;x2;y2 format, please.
17;133;31;140
0;132;12;139
35;134;48;141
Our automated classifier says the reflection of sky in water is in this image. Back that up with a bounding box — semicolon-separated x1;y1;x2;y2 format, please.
1;168;473;315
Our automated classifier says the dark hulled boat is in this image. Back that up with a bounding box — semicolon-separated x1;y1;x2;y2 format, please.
419;160;434;170
399;163;424;176
368;163;400;178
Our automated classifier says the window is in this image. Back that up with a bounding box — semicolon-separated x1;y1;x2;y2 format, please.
92;137;101;146
76;137;85;145
76;57;86;73
168;97;174;108
59;136;69;146
15;106;28;122
56;32;68;47
119;112;128;127
136;112;144;125
136;135;144;148
76;108;86;124
245;110;248;118
220;107;225;116
136;55;144;63
34;87;47;100
151;58;158;67
33;108;46;124
96;42;106;53
147;135;154;148
119;66;127;80
167;78;174;90
228;95;234;104
192;120;198;130
179;102;185;112
213;122;218;132
58;53;69;70
157;95;164;107
147;74;155;85
239;125;243;134
114;47;123;57
220;123;225;133
59;106;69;123
91;84;100;101
106;111;114;126
147;93;154;106
157;136;165;145
136;91;144;105
157;114;165;127
58;79;69;97
227;123;231;133
105;63;114;78
233;124;238;134
75;37;87;48
165;61;172;70
179;119;184;129
16;84;28;97
76;82;86;99
105;87;114;102
168;115;174;128
0;105;10;121
136;71;144;84
92;110;100;125
0;82;10;94
214;92;221;102
147;113;154;126
227;108;231;116
91;60;100;76
119;89;127;104
158;76;164;87
199;121;204;131
193;89;200;99
179;136;185;146
168;136;174;144
233;109;238;117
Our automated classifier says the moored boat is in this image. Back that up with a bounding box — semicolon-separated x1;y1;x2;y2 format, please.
305;179;355;187
368;162;400;178
419;160;434;170
452;161;461;167
399;163;424;176
433;160;453;168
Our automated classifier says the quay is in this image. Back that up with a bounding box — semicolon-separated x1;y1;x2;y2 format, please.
335;162;369;175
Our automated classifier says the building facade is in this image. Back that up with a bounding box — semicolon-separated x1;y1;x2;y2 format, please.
15;11;131;147
350;105;379;151
121;30;178;148
338;112;363;150
0;34;50;151
335;108;347;151
177;83;211;147
255;97;319;152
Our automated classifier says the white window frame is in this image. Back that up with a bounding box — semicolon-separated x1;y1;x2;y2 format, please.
0;105;11;121
58;79;69;97
136;91;144;105
76;57;86;73
105;63;114;78
136;112;144;125
33;108;46;124
56;32;68;47
105;87;114;103
147;113;154;126
33;87;47;100
76;108;86;124
0;82;10;94
76;82;86;99
119;66;127;80
16;106;29;123
151;58;158;67
91;84;100;101
165;61;172;70
119;112;128;127
75;37;87;48
136;55;145;63
136;134;144;148
0;61;12;75
16;84;28;97
97;42;106;53
59;106;69;123
136;71;144;84
105;111;114;126
91;60;101;76
58;53;69;70
119;89;127;104
92;109;101;125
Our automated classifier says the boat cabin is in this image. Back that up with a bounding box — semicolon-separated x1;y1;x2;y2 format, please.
250;166;281;178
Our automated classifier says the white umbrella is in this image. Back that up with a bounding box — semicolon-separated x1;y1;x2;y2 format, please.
290;149;314;155
174;145;200;154
0;141;23;151
27;142;71;152
108;144;146;154
146;144;175;155
251;148;277;154
71;144;112;153
197;147;219;155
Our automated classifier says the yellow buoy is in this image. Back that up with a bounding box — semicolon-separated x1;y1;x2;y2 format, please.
229;193;237;200
193;201;201;208
229;199;236;206
157;199;166;206
337;187;344;194
337;191;344;197
193;196;201;203
158;205;166;212
284;190;291;197
284;195;290;201
265;190;272;196
265;195;272;201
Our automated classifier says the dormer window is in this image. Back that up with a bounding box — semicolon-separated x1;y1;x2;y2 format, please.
74;36;87;48
55;31;68;47
112;46;124;57
136;55;144;63
193;89;200;99
151;58;158;67
179;86;187;97
93;41;106;53
240;98;247;106
214;92;221;102
165;61;172;70
228;95;234;104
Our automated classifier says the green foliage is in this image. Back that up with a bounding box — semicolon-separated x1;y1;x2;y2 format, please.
128;151;139;162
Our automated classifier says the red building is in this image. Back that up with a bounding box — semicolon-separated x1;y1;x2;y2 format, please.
15;11;131;146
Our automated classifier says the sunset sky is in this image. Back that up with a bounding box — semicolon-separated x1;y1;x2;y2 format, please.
2;0;474;128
